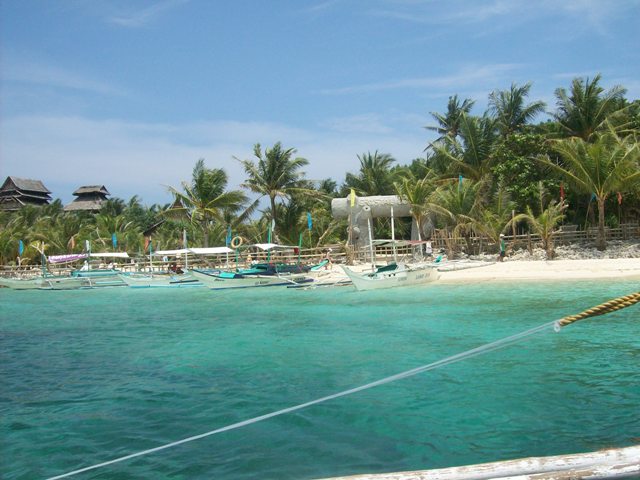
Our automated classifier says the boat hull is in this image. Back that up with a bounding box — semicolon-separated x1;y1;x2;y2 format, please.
341;264;439;291
189;270;311;289
0;277;44;290
118;273;202;288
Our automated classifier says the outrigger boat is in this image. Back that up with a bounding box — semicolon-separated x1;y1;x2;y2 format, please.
189;269;312;290
188;243;319;290
341;213;439;291
341;262;438;291
0;275;90;290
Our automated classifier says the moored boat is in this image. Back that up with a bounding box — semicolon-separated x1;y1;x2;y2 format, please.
118;272;203;288
341;262;439;291
189;269;312;289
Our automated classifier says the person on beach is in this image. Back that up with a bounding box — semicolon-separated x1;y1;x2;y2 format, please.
324;248;333;269
498;234;506;262
425;240;433;258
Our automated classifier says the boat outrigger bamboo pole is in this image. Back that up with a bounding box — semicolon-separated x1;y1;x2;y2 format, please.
391;206;397;264
367;217;375;270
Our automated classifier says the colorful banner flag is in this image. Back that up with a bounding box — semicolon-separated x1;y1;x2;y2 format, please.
350;189;356;207
225;225;232;247
112;233;117;249
144;236;150;252
182;229;188;249
617;192;622;205
18;240;24;256
560;182;565;202
590;193;596;202
307;212;312;231
85;239;91;254
458;175;463;190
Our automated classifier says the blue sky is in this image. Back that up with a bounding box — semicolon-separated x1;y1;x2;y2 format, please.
1;0;639;205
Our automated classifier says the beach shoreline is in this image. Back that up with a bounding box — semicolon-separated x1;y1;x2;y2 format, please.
436;258;640;284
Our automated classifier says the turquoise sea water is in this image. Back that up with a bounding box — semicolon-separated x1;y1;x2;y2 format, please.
1;280;639;480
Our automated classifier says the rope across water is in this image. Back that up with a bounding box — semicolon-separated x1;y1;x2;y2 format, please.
555;291;640;328
46;291;639;480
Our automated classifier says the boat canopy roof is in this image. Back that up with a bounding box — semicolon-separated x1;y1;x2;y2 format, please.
90;252;129;258
154;247;234;256
48;253;88;264
189;247;234;255
154;248;190;256
250;243;297;251
371;239;428;247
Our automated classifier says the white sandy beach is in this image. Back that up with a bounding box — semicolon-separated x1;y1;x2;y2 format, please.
321;257;640;285
436;258;640;283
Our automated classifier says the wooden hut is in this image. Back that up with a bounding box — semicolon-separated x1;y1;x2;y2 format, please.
64;185;110;212
0;176;52;210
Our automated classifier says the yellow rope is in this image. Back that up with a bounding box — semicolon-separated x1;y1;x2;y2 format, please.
556;291;640;328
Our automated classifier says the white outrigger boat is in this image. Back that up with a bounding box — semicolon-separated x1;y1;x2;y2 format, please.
341;262;438;291
0;275;90;290
189;269;311;290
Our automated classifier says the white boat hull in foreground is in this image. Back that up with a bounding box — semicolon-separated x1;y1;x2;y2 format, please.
341;263;439;291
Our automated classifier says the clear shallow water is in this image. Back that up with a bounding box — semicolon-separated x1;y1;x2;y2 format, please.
1;280;639;480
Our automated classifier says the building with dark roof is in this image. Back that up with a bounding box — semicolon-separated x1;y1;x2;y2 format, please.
64;185;110;212
0;176;52;210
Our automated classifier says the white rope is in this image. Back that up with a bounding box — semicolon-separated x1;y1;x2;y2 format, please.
46;320;557;480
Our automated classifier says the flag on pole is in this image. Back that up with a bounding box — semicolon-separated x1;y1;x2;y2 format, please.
617;192;622;205
112;233;117;249
85;240;91;254
144;236;150;252
458;175;463;191
18;240;24;256
182;229;188;249
560;182;565;202
590;193;596;202
225;225;232;247
307;212;312;231
350;189;356;207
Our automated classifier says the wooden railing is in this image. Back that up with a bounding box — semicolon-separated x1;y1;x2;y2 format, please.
1;223;638;274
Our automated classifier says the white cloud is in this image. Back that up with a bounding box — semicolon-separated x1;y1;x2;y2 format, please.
2;56;125;96
370;0;640;32
319;64;521;95
0;115;427;205
107;0;189;28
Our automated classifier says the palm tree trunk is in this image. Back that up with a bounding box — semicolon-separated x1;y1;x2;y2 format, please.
269;195;280;243
202;218;209;248
596;197;606;251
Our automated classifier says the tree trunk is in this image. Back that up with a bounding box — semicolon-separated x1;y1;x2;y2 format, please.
596;197;606;251
202;218;209;248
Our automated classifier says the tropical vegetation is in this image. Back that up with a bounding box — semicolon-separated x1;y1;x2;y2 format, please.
1;74;639;265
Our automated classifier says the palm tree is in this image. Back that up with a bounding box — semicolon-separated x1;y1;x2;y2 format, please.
167;159;249;247
433;114;498;181
343;151;397;196
238;142;312;235
488;82;546;135
429;178;486;254
474;186;516;245
426;95;475;147
394;171;438;240
509;184;567;259
541;127;640;250
554;74;627;141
